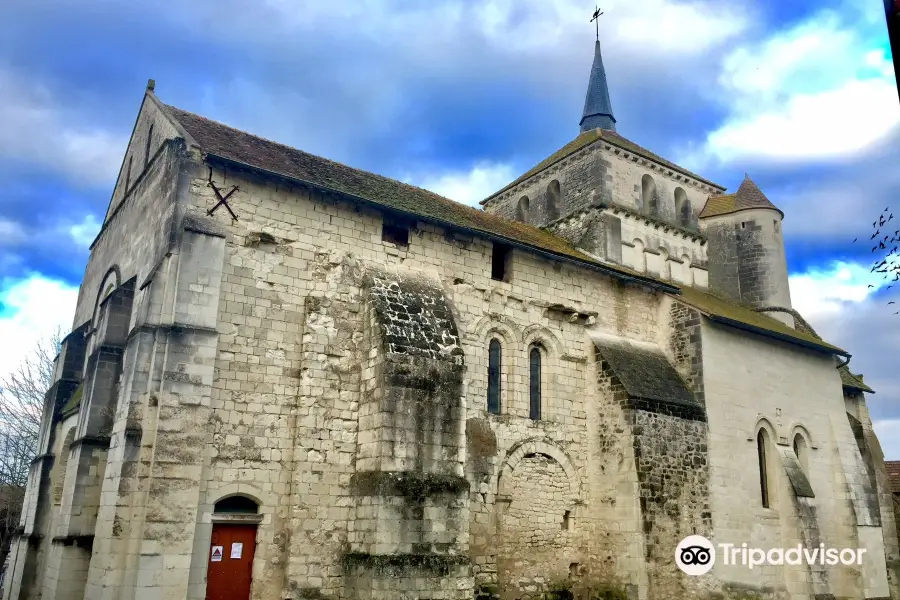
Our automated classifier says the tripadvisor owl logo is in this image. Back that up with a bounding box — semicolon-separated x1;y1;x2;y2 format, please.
675;535;716;576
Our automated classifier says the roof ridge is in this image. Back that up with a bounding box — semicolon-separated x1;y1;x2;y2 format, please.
165;104;457;204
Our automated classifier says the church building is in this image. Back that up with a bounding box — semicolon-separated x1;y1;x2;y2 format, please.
4;35;899;600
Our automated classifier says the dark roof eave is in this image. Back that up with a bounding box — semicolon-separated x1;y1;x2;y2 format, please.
707;314;850;358
843;383;875;394
699;204;785;220
204;152;680;294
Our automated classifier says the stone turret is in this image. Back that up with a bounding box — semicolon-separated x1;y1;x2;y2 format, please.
699;175;793;326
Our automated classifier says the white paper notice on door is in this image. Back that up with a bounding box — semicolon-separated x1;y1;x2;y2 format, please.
211;546;223;562
230;543;243;559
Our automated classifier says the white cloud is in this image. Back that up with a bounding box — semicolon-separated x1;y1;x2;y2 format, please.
0;275;78;386
789;260;890;320
693;9;899;166
68;214;101;248
789;260;900;459
405;162;517;206
0;65;125;187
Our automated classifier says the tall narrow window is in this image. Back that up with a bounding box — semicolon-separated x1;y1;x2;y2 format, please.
757;430;770;508
145;124;154;167
547;180;561;221
675;187;690;227
487;339;502;414
793;433;809;474
529;346;542;420
641;174;658;217
516;196;530;222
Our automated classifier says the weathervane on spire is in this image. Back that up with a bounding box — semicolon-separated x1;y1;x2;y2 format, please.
590;6;604;41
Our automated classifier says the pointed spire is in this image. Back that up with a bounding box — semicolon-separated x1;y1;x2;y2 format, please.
580;40;616;133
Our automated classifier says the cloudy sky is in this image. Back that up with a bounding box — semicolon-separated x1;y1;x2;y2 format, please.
1;0;899;454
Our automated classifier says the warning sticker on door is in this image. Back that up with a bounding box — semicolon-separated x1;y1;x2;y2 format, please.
211;546;223;562
230;543;243;559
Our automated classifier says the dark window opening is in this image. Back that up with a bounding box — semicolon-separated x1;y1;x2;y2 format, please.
529;346;542;420
382;218;410;247
214;495;259;514
741;222;746;229
757;430;769;508
562;510;571;530
487;339;502;414
492;243;512;281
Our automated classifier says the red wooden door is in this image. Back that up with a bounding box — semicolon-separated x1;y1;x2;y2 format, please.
205;524;257;600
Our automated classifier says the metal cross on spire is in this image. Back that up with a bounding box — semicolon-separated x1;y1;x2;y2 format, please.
590;6;604;41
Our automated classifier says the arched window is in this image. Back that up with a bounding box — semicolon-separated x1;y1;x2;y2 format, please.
793;433;809;474
675;187;690;227
757;429;770;508
641;175;658;217
547;180;561;221
529;346;542;420
145;124;154;168
487;339;502;414
516;196;530;222
214;495;259;514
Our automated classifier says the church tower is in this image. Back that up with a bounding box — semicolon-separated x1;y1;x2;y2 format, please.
699;175;794;324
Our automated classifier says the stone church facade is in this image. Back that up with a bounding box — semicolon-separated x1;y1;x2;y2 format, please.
4;39;899;600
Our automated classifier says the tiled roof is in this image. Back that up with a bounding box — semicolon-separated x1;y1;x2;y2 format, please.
885;461;900;493
161;103;672;291
700;175;783;219
672;286;849;357
483;129;723;203
839;367;875;393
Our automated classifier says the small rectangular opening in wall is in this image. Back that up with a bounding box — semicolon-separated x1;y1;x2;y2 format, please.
562;510;571;530
492;243;512;281
741;222;746;229
382;217;410;247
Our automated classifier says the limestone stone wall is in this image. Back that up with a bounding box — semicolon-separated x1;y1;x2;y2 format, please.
700;208;793;323
180;159;669;599
600;143;719;227
701;319;889;599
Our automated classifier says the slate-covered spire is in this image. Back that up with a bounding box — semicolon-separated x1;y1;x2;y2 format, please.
579;40;616;132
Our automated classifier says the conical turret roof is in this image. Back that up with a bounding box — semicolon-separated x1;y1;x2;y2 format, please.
700;174;783;219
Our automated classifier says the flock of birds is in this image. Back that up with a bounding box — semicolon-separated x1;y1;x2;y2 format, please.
853;206;900;314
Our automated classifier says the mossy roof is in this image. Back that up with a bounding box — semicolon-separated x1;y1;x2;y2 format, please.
839;366;874;394
483;128;723;202
672;286;849;357
162;103;674;291
699;175;783;219
592;334;698;407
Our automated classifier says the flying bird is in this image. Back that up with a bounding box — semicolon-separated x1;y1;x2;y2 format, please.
890;301;896;305
853;237;858;243
869;284;875;288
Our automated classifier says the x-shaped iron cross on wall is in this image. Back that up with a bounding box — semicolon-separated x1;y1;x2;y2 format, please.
207;179;239;221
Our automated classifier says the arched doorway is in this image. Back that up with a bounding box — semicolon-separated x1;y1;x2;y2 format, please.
206;495;260;600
